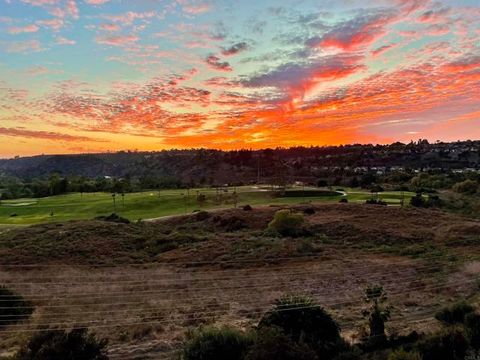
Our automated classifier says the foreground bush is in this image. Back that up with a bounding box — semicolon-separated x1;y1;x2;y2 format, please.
258;295;344;358
415;328;469;360
245;327;317;360
387;348;422;360
465;313;480;349
17;328;108;360
434;302;475;325
183;326;253;360
267;210;304;236
0;286;33;328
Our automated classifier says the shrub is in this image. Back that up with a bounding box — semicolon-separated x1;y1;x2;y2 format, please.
194;210;210;221
267;210;304;236
183;326;253;360
464;313;480;349
243;205;253;211
17;328;108;360
387;348;422;360
434;302;475;325
245;327;317;360
452;180;478;194
258;295;343;358
219;216;247;231
0;286;33;328
410;193;443;208
303;207;316;215
332;350;363;360
415;328;469;360
95;213;130;224
365;199;387;206
339;198;348;203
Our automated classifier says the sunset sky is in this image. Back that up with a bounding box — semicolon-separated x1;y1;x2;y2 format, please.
0;0;479;157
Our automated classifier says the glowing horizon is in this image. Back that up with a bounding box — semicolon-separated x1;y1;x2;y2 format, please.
0;0;479;157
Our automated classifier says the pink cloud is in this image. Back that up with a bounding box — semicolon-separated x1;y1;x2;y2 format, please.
66;0;79;19
102;11;157;25
306;11;397;51
84;0;111;4
96;35;139;46
4;40;44;53
25;66;63;76
56;36;76;45
0;127;103;142
177;0;211;15
21;0;58;6
37;18;64;30
99;23;120;31
417;7;450;24
8;24;40;34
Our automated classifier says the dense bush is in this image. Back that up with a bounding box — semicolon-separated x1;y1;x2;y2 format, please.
410;193;442;208
194;210;210;221
303;207;316;215
267;210;305;236
258;295;344;358
0;286;33;328
415;328;469;360
182;326;253;360
434;302;475;325
452;180;479;194
95;213;130;224
465;313;480;349
365;199;387;205
17;328;109;360
245;327;317;360
387;348;422;360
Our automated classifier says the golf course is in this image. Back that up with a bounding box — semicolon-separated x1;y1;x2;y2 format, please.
0;186;415;226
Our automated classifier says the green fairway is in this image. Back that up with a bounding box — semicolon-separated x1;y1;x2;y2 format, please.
0;186;415;225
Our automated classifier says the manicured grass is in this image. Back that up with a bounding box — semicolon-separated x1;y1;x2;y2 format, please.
0;186;415;225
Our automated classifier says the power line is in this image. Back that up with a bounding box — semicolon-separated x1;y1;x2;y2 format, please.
0;277;475;329
0;258;468;311
1;247;470;288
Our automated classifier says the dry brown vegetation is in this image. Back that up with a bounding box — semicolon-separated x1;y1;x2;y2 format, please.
1;204;480;359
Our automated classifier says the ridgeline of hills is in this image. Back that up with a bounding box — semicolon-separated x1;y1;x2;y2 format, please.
1;140;479;183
